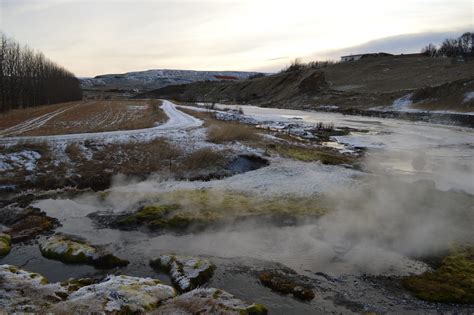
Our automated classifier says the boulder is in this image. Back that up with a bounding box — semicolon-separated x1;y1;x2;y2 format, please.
155;288;268;314
150;254;215;292
39;234;129;268
0;264;67;312
1;206;59;243
0;233;11;256
52;275;176;313
259;271;315;301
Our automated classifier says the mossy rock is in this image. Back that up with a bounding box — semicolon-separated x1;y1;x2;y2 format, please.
259;271;315;301
115;204;180;227
403;247;474;304
6;207;59;243
0;233;12;256
51;275;177;313
157;288;267;314
39;235;129;268
244;303;269;315
150;254;216;292
61;278;99;292
103;189;327;232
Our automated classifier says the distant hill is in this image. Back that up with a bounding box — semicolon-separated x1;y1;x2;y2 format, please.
136;55;474;113
80;69;263;91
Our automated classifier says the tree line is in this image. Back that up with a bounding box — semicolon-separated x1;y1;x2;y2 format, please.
422;32;474;58
0;33;82;113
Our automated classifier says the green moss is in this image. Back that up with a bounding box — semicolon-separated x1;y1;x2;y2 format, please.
62;278;97;292
403;247;474;304
244;303;268;315
116;204;180;227
113;189;326;231
212;289;223;299
40;236;129;268
0;233;11;257
266;143;354;165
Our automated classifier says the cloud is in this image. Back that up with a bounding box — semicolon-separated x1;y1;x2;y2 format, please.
307;29;473;61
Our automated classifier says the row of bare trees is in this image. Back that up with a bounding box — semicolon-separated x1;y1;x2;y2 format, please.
421;32;474;58
0;33;82;113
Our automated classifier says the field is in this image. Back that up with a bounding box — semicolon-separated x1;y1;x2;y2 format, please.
0;99;167;137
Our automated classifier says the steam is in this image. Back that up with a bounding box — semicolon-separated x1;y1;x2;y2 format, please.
33;115;474;277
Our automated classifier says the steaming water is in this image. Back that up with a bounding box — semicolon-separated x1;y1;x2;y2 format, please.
219;104;474;194
2;107;473;313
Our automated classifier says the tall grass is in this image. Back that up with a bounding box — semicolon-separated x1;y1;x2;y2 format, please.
207;123;260;143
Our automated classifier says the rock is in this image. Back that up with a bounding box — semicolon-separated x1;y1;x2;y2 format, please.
155;288;268;314
61;277;100;292
150;254;215;292
39;234;129;268
51;275;177;313
1;206;59;243
259;271;315;301
0;233;11;256
0;264;67;312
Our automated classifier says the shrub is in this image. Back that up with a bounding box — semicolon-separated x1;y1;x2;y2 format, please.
181;148;227;171
207;123;260;143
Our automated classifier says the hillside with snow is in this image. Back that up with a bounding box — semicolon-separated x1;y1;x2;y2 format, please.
80;69;263;91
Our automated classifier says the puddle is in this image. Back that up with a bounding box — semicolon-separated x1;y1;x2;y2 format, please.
227;154;269;174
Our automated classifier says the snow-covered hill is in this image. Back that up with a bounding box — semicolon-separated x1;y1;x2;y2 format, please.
80;69;262;90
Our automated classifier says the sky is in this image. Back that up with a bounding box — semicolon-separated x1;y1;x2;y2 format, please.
1;0;473;77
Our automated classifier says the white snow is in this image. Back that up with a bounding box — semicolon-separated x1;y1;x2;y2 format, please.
463;91;474;103
80;69;261;90
0;100;203;146
0;150;41;171
371;93;474;115
57;275;176;313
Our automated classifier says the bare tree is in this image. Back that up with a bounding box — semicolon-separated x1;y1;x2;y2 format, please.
421;43;438;57
0;32;82;113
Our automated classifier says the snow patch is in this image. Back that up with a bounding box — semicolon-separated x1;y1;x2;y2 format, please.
463;91;474;103
0;150;41;171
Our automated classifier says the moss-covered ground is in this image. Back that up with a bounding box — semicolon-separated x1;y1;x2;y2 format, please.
403;247;474;304
114;189;327;231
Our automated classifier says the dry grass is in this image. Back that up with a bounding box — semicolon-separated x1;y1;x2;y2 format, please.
0;101;80;130
181;148;227;171
0;99;167;137
178;107;260;143
65;143;83;162
207;124;260;143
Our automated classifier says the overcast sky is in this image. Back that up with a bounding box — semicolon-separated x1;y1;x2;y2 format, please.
1;0;472;77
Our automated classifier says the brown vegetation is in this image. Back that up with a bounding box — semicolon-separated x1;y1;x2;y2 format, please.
0;99;167;136
181;148;227;171
207;124;260;143
138;56;474;112
178;107;261;143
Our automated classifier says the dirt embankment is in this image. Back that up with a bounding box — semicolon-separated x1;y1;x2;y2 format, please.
136;56;474;113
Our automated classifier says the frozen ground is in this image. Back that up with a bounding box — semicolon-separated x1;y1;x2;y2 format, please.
1;100;473;314
214;103;474;194
0;100;202;145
